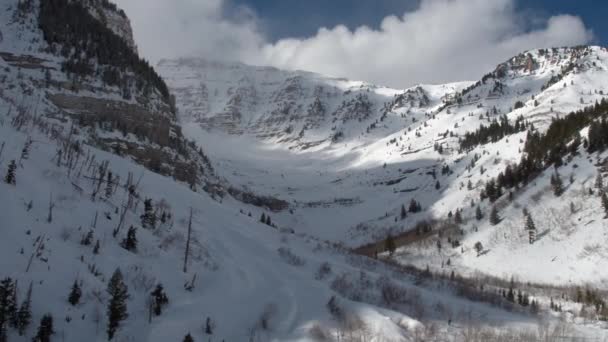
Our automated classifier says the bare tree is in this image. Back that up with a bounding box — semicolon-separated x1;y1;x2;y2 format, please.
183;208;193;273
47;193;55;223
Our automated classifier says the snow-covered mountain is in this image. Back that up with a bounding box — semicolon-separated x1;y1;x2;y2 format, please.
158;57;470;150
162;46;608;286
1;0;608;341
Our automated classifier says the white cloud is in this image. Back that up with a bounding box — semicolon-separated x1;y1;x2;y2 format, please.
113;0;264;62
114;0;592;88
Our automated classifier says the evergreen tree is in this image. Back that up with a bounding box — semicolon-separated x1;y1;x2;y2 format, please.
454;209;463;224
265;215;272;226
16;282;32;336
489;206;500;225
151;284;168;316
0;277;16;342
507;287;515;303
409;199;421;213
107;269;129;340
530;300;539;313
205;317;213;335
121;226;137;252
474;241;484;256
141;199;156;229
4;160;16;185
602;192;608;218
475;205;483;221
550;171;564;197
596;173;604;191
400;204;407;220
385;234;396;256
93;239;100;254
260;213;266;223
20;140;31;161
435;181;440;190
32;314;54;342
525;212;537;244
183;333;194;342
68;280;81;306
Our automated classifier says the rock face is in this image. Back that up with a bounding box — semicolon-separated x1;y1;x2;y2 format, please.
157;58;468;150
82;0;137;51
0;0;215;188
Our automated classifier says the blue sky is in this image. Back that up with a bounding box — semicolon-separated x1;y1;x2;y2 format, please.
229;0;606;45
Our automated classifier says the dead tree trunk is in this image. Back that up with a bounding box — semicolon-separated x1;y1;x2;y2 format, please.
26;235;45;273
47;193;55;223
183;207;193;273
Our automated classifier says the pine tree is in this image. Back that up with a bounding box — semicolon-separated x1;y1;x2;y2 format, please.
435;181;440;190
507;287;515;303
16;282;32;336
409;199;421;213
517;290;523;305
68;280;81;306
474;241;484;256
525;212;537;244
489;206;500;225
4;160;16;185
400;204;407;220
205;317;213;335
151;284;168;316
596;173;604;191
602;192;608;218
121;226;137;252
0;277;16;342
475;205;483;221
107;269;129;340
550;171;564;197
385;234;396;256
183;333;194;342
141;199;156;229
20;140;31;162
93;239;100;254
32;314;54;342
454;209;463;224
260;213;266;223
265;215;272;226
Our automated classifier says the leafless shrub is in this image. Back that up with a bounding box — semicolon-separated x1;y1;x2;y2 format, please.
60;226;72;241
308;322;331;341
126;265;156;293
277;247;306;266
315;262;332;280
377;276;409;307
257;303;277;331
158;231;184;250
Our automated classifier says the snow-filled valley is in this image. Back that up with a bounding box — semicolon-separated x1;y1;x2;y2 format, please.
1;0;608;341
162;46;608;286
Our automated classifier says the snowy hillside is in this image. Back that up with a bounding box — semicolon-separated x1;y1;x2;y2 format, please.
1;0;608;340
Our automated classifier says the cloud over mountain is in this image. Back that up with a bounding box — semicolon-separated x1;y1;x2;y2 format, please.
115;0;592;88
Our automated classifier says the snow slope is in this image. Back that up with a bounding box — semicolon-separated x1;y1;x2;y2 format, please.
1;89;583;341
